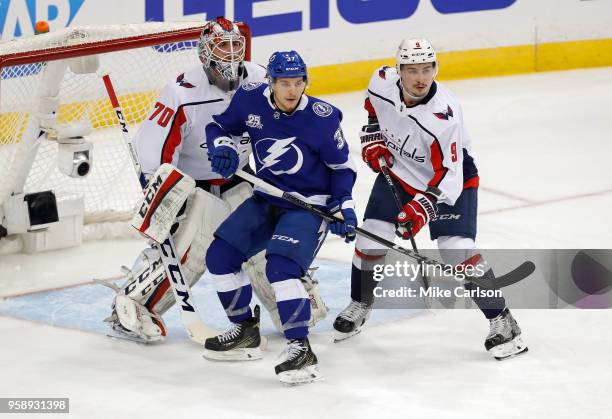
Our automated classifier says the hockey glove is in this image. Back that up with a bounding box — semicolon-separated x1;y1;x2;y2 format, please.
360;124;393;173
209;138;239;179
396;192;438;238
131;163;195;243
327;197;357;243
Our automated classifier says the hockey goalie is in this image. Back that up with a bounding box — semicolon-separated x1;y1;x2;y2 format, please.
100;17;327;343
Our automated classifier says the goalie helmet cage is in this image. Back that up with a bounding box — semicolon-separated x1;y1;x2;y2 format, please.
0;21;252;245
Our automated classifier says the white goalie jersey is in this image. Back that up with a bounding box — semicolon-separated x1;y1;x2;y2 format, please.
366;66;478;205
134;61;267;179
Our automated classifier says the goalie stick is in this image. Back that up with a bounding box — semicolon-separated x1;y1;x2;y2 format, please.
102;74;217;344
236;169;535;289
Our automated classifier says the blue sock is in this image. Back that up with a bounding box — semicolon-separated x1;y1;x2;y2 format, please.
206;238;252;323
266;254;310;340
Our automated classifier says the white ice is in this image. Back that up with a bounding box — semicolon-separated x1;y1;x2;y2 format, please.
1;67;612;419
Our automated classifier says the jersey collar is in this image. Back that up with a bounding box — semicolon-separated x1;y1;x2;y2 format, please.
263;86;309;115
397;80;438;109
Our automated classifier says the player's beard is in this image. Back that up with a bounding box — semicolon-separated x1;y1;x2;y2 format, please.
271;89;305;114
401;80;430;101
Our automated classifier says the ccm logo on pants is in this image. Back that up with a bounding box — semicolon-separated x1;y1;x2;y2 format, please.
272;235;300;244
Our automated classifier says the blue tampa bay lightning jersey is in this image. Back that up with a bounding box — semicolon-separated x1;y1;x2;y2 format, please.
205;82;356;208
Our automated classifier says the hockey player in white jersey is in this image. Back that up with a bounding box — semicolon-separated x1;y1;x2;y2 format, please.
101;18;327;343
333;39;527;360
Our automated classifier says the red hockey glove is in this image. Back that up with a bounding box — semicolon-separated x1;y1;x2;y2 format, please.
360;124;393;173
396;193;438;238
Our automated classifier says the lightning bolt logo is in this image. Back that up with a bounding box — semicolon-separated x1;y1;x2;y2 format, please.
258;137;304;175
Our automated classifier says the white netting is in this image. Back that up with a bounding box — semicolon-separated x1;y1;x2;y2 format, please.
0;22;216;235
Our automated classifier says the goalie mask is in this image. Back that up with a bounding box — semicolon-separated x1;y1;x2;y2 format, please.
198;17;246;92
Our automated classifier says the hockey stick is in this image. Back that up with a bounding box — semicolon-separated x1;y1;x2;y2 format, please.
378;159;432;308
235;169;536;288
102;74;217;344
377;157;430;292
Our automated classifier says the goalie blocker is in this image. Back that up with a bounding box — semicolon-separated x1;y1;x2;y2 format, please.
131;163;196;244
101;164;327;342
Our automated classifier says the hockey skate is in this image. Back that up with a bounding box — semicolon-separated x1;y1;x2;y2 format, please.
275;338;323;385
485;308;528;360
333;300;372;342
203;305;263;361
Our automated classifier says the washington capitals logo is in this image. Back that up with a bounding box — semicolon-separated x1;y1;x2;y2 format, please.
378;66;391;80
216;17;234;31
255;137;304;175
176;73;195;88
433;105;454;120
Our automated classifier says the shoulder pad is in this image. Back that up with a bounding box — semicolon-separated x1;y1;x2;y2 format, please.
377;66;393;80
369;66;399;93
311;101;336;118
243;61;268;81
416;108;461;139
240;81;263;91
433;104;454;121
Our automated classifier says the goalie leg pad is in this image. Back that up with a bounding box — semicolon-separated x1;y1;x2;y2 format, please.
302;268;328;326
131;163;195;243
139;188;233;316
244;254;328;333
244;250;284;332
221;181;254;211
108;180;259;340
174;188;231;289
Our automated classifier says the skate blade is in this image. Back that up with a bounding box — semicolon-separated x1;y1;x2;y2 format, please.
490;336;528;361
333;327;363;343
277;365;324;386
106;331;162;344
203;346;263;361
259;336;269;351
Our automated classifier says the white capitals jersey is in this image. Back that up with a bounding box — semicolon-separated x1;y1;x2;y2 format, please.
134;62;267;180
366;66;478;206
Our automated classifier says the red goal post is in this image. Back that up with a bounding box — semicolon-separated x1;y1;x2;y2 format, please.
0;23;251;68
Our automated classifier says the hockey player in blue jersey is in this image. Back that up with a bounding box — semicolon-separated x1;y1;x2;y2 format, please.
201;51;357;384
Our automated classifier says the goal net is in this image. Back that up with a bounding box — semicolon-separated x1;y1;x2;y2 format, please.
0;21;251;250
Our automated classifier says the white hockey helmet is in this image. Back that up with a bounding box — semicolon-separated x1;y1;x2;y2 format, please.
198;17;246;91
396;38;438;75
